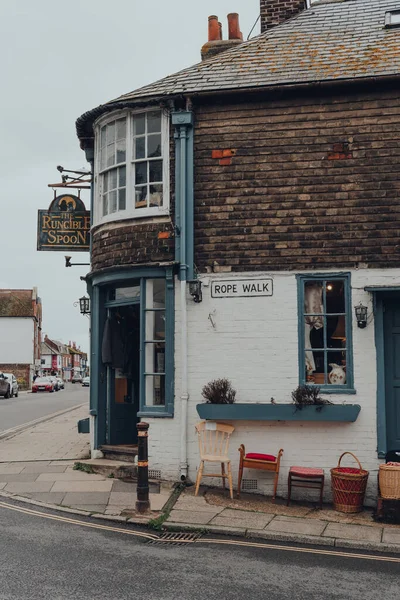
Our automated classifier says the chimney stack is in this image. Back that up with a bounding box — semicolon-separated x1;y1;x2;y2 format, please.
201;13;243;61
260;0;306;34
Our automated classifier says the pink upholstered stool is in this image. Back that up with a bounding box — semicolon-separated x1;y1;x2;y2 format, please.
287;466;325;508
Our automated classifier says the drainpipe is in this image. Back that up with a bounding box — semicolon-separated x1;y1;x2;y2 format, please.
171;112;194;481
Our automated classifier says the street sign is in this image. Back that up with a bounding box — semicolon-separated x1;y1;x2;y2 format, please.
37;194;90;252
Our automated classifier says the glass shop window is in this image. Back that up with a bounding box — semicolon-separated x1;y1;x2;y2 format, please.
301;277;352;388
144;279;166;406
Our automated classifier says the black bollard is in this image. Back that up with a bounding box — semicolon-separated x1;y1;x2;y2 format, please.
136;422;150;513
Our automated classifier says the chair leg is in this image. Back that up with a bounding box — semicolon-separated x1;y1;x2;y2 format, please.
319;476;324;509
195;461;204;497
227;462;233;500
221;462;226;491
287;472;291;507
272;470;279;503
237;462;243;498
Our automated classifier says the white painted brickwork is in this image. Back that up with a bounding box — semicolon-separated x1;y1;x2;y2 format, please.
146;268;400;504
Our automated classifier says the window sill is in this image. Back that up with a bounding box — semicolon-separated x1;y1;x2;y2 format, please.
137;411;174;418
196;403;361;422
303;386;357;395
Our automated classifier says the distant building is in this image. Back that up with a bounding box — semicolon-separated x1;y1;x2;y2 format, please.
0;288;42;388
41;336;71;379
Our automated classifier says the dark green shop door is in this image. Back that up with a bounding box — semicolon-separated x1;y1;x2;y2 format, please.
106;304;140;446
384;300;400;450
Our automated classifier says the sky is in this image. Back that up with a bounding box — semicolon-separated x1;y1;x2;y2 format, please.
0;0;260;355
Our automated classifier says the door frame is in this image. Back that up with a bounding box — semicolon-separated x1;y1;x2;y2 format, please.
373;290;400;457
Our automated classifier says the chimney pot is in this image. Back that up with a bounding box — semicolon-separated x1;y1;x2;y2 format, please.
227;13;243;41
208;15;222;41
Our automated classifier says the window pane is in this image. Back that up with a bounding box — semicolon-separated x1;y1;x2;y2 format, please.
135;162;147;184
116;140;126;164
326;280;345;314
134;114;145;136
106;122;115;144
135;137;146;160
328;315;346;348
328;354;347;385
107;143;115;167
304;281;323;316
150;184;163;207
109;190;117;213
102;195;108;216
119;166;126;187
119;188;126;210
102;173;108;193
115;285;140;301
145;375;165;406
100;126;106;148
148;111;161;133
149;160;162;183
116;118;126;140
135;186;147;208
110;169;118;190
148;134;161;158
100;148;107;171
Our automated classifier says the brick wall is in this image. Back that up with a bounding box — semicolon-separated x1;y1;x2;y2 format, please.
260;0;306;33
91;218;174;271
193;88;400;272
0;363;31;389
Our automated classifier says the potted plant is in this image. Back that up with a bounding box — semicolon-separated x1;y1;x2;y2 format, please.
201;378;236;404
291;385;332;411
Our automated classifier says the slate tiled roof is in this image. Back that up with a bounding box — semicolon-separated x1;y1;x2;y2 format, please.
0;290;34;317
76;0;400;137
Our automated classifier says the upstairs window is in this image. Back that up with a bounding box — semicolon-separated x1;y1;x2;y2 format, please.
95;109;169;224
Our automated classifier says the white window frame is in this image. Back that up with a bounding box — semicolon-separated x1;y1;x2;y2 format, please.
93;108;170;226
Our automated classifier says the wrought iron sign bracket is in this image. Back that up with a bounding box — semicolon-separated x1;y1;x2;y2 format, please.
48;165;92;191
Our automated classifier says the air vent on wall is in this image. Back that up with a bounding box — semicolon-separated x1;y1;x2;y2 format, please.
149;469;162;480
242;478;258;491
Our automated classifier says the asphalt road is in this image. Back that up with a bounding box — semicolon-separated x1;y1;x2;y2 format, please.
0;384;88;432
0;499;399;600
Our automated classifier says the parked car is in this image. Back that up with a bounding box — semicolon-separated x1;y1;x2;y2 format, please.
56;377;64;390
82;377;90;387
0;373;18;398
71;374;83;383
32;377;55;393
47;376;60;391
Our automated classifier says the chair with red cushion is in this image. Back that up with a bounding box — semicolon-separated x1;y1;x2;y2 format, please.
238;445;284;501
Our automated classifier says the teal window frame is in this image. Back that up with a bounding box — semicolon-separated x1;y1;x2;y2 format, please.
297;273;355;394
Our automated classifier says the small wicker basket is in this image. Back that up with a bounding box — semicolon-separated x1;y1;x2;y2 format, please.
379;463;400;500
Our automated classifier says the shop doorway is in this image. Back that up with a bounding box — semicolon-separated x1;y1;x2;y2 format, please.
104;303;140;445
383;298;400;451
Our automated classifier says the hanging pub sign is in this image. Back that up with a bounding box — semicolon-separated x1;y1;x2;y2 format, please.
37;194;90;252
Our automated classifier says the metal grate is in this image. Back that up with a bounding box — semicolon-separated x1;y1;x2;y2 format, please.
149;469;161;480
148;532;202;546
242;478;258;491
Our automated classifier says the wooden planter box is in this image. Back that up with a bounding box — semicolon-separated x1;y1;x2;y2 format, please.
196;403;361;422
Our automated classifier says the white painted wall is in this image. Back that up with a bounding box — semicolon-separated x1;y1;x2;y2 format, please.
0;318;34;364
146;267;400;505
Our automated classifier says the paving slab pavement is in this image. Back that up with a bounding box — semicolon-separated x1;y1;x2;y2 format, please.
0;404;398;553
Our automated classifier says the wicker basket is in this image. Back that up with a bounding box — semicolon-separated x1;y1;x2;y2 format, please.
379;463;400;500
331;452;369;513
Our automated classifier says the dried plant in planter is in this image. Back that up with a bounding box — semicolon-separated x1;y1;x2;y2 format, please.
291;385;332;411
201;379;236;404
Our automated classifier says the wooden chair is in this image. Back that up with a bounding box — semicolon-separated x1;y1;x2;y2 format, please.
195;421;235;499
238;445;284;501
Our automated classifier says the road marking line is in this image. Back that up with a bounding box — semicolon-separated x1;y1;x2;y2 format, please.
0;500;158;541
196;538;400;563
1;500;399;562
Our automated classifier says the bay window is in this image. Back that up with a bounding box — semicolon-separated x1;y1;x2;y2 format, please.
95;109;169;223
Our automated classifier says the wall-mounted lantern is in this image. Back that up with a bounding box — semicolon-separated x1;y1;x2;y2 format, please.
188;280;202;303
354;302;368;328
79;295;91;315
